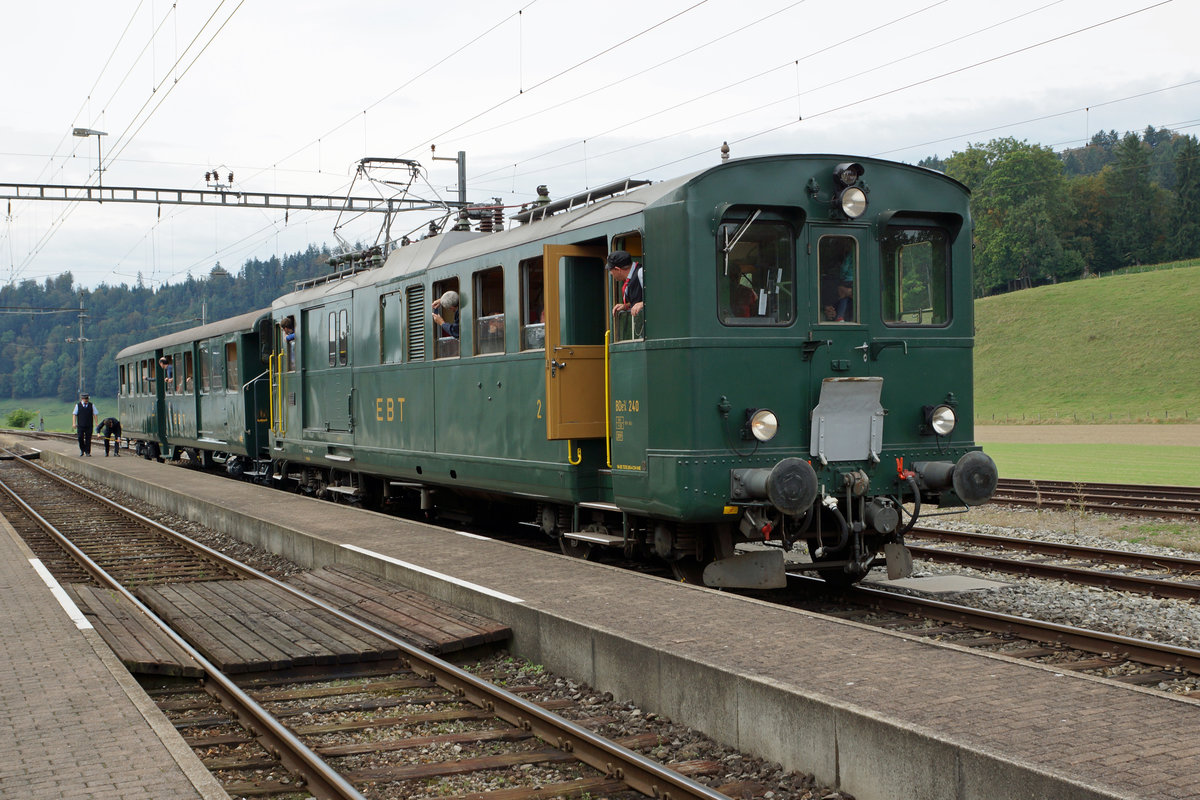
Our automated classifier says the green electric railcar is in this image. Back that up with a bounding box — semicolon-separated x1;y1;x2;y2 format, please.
256;153;997;587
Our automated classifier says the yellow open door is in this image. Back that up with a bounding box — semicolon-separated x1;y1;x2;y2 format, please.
543;244;607;440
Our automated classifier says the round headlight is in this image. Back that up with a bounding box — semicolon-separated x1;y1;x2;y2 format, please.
930;405;956;436
839;186;867;218
749;409;779;442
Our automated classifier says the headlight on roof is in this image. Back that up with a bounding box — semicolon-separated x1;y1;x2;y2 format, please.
929;404;956;436
747;409;779;442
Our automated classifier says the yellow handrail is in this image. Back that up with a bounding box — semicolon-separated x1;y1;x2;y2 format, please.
567;440;582;465
268;352;276;431
604;329;612;468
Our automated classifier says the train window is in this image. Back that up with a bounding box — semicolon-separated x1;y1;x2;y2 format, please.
473;267;505;356
380;291;403;364
520;258;545;351
717;215;794;326
183;351;194;393
175;353;184;393
209;340;225;392
338;309;349;366
432;278;460;359
610;234;644;342
199;341;210;393
881;227;950;326
225;342;239;392
817;235;858;324
327;311;337;367
405;285;426;361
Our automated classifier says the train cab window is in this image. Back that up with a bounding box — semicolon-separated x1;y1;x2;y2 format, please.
717;214;795;326
432;278;460;359
881;226;950;326
817;235;858;324
119;365;126;397
225;342;239;392
473;266;505;356
520;258;545;351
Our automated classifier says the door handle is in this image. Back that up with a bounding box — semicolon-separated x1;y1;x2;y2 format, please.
854;342;869;361
550;359;566;377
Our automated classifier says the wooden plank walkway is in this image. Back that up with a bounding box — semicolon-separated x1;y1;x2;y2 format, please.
66;585;204;677
137;579;401;673
286;566;512;654
67;569;510;676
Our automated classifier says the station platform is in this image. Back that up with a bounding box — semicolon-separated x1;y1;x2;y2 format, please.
7;434;1200;800
0;501;226;798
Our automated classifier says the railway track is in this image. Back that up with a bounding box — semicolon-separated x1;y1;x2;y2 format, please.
905;526;1200;601
992;478;1200;519
784;573;1200;694
0;452;733;800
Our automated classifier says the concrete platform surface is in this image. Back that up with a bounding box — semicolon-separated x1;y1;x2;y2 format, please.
0;510;227;799
10;434;1200;800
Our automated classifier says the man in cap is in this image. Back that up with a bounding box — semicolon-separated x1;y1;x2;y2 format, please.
72;392;96;457
606;250;644;318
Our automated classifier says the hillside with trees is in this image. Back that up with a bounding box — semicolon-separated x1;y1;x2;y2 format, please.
0;245;332;402
918;126;1200;295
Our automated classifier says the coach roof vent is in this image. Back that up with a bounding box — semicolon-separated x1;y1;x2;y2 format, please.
511;177;652;225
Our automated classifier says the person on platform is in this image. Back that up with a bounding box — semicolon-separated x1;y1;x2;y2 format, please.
96;416;123;457
72;393;96;457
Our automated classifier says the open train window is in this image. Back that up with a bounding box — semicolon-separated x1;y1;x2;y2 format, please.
520;257;545;351
432;278;460;359
182;351;194;393
473;266;505;356
609;232;644;342
881;226;950;326
717;212;795;326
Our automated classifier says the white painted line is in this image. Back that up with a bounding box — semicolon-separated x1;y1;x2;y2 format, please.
341;544;525;604
29;558;93;630
454;530;491;541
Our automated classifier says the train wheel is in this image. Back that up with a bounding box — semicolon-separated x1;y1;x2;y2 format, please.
670;556;710;584
559;536;593;559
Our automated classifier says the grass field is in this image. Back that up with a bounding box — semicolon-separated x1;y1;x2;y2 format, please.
981;442;1200;487
0;396;114;433
974;262;1200;424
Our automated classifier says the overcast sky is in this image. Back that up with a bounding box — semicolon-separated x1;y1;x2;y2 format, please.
1;0;1195;291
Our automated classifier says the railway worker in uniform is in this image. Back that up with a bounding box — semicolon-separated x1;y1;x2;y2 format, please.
96;416;123;457
72;392;96;457
432;291;460;338
606;250;644;318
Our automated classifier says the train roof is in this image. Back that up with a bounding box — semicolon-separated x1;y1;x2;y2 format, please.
116;307;272;359
272;153;966;308
272;173;692;308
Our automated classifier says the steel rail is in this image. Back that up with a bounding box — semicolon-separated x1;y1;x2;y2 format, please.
0;455;366;800
996;478;1200;501
908;527;1200;572
849;584;1200;674
6;452;731;800
905;544;1200;601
